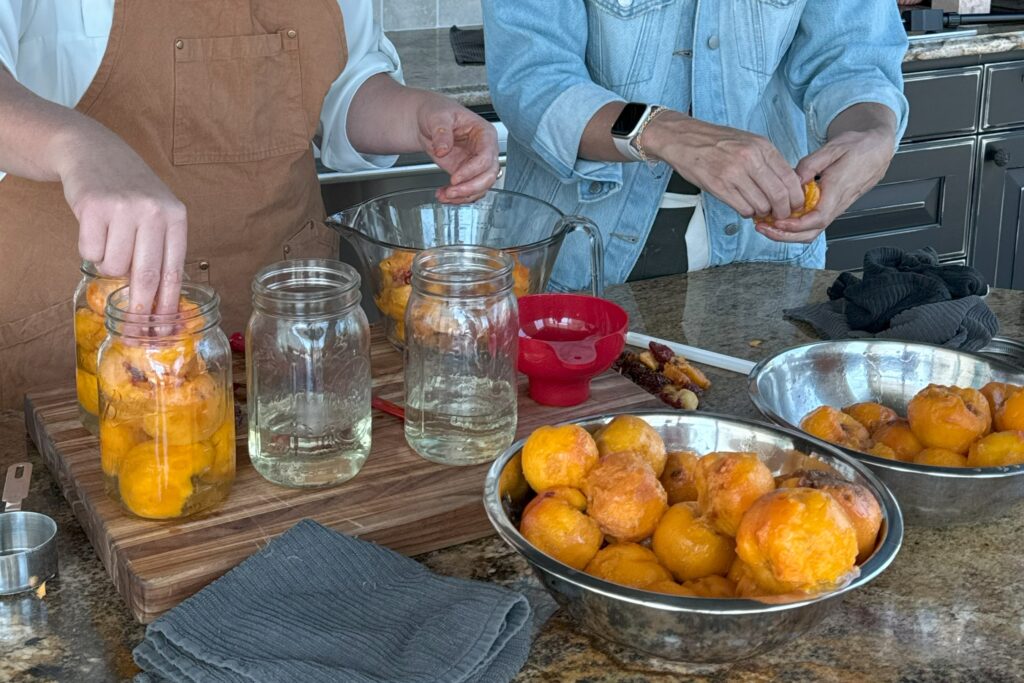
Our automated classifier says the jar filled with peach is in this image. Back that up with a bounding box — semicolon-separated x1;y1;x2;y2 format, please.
73;262;126;434
97;283;235;519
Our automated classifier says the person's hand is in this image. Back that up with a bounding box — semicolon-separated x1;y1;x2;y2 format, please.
642;110;805;221
757;103;898;244
416;95;499;203
59;131;187;316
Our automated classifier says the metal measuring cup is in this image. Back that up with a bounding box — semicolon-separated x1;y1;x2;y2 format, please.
0;462;58;595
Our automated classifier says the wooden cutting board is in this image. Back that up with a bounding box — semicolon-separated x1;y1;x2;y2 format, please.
24;326;661;623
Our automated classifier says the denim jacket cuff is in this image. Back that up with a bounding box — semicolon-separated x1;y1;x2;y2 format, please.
806;81;909;150
535;81;625;192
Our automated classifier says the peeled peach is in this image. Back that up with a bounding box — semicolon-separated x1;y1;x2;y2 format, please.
99;418;144;477
204;414;237;481
800;406;871;451
520;489;603;570
659;450;700;504
993;387;1024;432
967;431;1024;468
871;420;924;461
646;580;695;597
776;469;882;564
736;488;858;595
521;424;600;492
842;402;899;434
584;542;673;589
755;180;820;226
651;502;735;581
594;415;667;477
583;451;667;542
118;454;194;519
681;575;736;599
914;448;968;468
86;277;123;316
76;368;100;417
867;443;899;460
907;385;991;454
729;557;764;598
695;452;775;537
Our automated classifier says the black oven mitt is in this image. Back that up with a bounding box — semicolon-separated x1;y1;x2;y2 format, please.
785;247;998;351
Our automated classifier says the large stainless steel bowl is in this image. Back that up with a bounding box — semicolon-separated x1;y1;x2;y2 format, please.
748;339;1024;527
483;411;902;663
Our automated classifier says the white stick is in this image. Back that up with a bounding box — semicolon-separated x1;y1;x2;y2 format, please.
625;331;757;376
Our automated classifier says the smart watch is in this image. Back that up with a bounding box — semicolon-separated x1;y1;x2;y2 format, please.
611;102;653;162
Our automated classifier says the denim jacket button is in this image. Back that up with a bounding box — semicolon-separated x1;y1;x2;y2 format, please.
589;181;602;194
707;35;720;50
724;222;739;236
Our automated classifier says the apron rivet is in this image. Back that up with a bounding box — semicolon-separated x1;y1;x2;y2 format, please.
175;39;184;49
283;246;292;254
199;260;209;271
286;29;297;39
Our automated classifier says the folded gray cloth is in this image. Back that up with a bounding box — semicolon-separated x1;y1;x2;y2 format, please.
785;295;999;351
133;520;532;683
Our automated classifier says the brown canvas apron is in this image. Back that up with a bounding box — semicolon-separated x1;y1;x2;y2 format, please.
0;0;347;408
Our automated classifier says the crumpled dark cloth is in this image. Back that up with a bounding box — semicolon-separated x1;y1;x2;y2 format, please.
449;26;485;66
785;247;998;351
133;520;533;683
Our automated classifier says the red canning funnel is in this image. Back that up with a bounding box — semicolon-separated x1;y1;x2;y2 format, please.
517;294;628;407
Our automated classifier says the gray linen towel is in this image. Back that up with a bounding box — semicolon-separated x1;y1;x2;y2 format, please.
133;519;532;683
785;296;999;351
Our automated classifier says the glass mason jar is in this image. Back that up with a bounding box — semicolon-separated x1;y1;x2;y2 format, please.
73;262;126;435
246;259;371;488
404;246;519;465
97;283;235;520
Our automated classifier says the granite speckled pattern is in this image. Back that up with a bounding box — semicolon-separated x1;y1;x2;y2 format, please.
905;27;1024;62
3;264;1024;682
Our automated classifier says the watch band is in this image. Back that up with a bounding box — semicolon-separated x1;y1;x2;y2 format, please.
611;103;652;162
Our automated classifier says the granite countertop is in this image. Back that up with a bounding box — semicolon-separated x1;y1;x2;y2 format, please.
3;262;1024;682
392;24;1024;107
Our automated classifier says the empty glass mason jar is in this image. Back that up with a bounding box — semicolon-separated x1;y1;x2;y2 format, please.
404;246;519;465
74;261;126;435
246;259;371;488
97;283;235;520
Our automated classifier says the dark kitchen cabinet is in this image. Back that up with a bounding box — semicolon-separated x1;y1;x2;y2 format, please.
825;138;976;271
972;131;1024;289
826;59;1024;287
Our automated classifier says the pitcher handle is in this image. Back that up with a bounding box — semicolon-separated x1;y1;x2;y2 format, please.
562;215;605;297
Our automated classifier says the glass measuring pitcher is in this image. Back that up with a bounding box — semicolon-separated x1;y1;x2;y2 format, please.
325;188;603;349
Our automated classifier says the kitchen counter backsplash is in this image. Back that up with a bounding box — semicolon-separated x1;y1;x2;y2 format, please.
377;0;481;32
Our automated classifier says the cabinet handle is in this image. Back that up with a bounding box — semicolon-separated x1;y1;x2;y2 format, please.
990;147;1012;167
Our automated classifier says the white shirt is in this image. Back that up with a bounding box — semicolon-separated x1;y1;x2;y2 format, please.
0;0;402;183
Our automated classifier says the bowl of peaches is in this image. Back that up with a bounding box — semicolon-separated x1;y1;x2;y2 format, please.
748;339;1024;526
482;411;902;663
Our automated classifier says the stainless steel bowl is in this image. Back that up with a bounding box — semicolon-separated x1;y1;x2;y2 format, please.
748;339;1024;527
483;411;903;663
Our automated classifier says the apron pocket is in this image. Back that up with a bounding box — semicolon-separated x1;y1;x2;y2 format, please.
173;30;308;165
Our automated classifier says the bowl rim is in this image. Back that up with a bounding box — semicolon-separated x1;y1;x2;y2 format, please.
329;187;572;254
482;409;904;616
747;339;1024;479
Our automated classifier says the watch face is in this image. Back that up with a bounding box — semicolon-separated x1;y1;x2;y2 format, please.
612;102;649;137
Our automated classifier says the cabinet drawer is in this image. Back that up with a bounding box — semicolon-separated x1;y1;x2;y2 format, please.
825;138;976;271
982;62;1024;131
903;67;981;140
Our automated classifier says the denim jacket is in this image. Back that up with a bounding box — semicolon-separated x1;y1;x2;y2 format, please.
482;0;909;291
